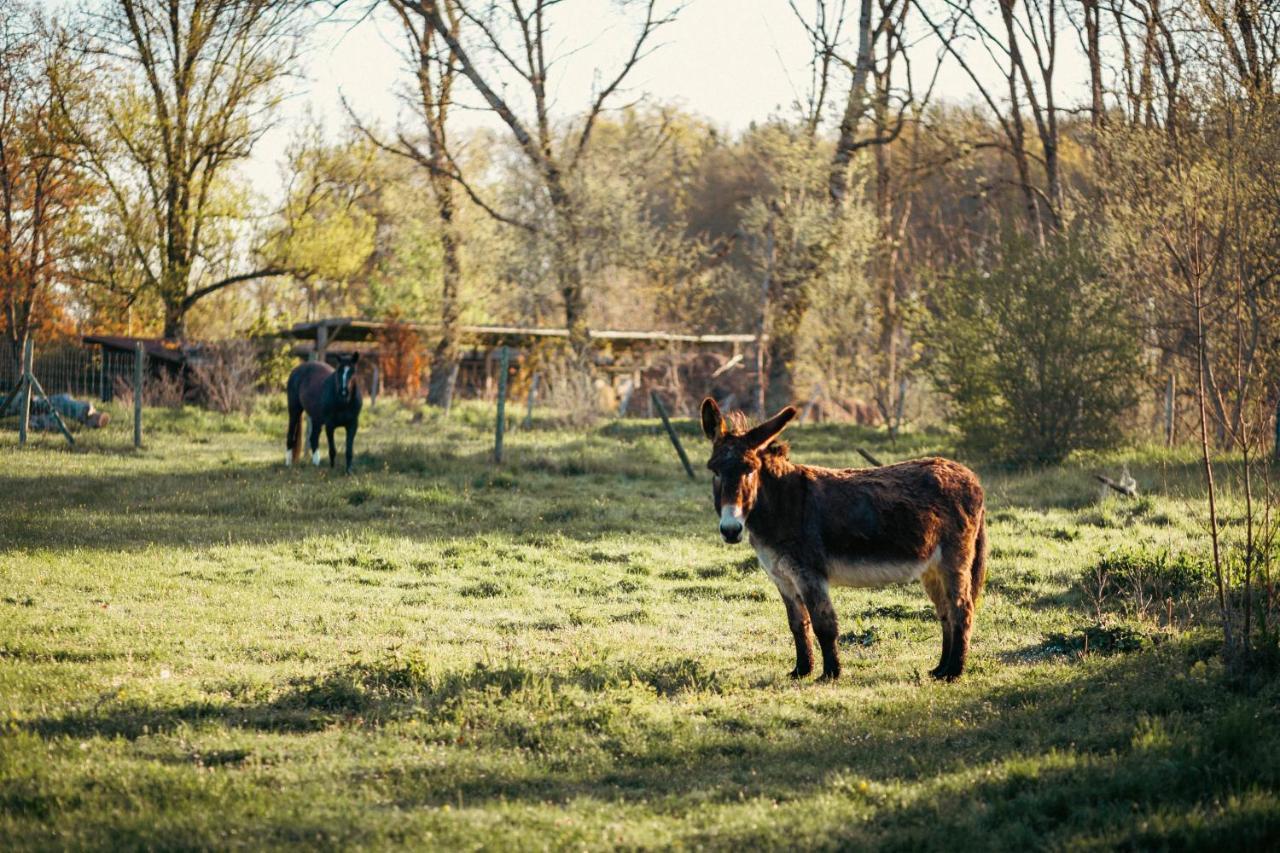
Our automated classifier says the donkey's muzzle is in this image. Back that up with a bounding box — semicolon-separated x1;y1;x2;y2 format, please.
718;504;745;544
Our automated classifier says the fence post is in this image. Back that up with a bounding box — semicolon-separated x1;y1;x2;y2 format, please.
18;338;33;446
651;391;695;480
1165;373;1175;447
494;346;510;463
370;362;380;407
133;341;144;449
522;371;539;429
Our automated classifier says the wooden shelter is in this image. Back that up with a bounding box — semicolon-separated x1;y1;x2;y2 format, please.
279;318;762;414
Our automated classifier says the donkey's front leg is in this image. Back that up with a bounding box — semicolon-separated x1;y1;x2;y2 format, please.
781;594;813;678
798;575;841;680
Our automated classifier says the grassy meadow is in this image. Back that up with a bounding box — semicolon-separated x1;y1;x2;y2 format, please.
2;398;1279;850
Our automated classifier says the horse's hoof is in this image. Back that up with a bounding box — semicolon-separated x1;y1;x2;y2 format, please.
789;666;811;679
312;450;322;466
818;669;841;682
284;452;291;468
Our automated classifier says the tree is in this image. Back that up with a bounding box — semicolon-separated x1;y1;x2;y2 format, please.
0;3;94;370
69;0;303;340
928;233;1142;464
397;0;680;363
351;0;464;407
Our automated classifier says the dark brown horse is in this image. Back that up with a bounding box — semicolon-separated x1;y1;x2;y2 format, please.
286;353;362;474
700;398;987;681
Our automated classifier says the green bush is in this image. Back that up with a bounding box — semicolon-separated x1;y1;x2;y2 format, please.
927;233;1142;464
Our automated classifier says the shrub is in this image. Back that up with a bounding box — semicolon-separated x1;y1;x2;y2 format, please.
927;233;1142;464
113;367;185;408
190;341;258;415
1080;546;1212;621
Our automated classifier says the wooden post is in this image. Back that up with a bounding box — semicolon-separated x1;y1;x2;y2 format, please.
313;324;328;363
133;341;144;449
522;371;539;429
18;338;33;446
651;391;695;480
444;362;459;416
1165;373;1175;446
371;362;380;407
494;346;510;463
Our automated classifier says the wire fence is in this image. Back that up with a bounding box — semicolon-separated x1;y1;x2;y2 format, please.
0;342;140;402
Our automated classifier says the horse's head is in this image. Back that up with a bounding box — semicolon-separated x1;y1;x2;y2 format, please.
334;352;360;403
700;398;797;544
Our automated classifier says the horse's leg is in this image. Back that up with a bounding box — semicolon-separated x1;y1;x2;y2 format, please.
326;424;337;468
285;405;300;467
344;423;357;474
309;415;323;466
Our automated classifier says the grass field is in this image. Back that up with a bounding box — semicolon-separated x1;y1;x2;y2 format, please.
3;398;1280;850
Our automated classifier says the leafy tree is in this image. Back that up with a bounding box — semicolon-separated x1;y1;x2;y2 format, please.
928;234;1141;464
0;3;95;365
70;0;304;339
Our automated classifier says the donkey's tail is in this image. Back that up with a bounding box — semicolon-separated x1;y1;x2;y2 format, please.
971;507;988;607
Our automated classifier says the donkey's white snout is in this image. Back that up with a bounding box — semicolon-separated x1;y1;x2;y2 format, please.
719;505;745;542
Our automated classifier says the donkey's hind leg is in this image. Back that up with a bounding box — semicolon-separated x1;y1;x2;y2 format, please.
935;543;977;682
922;567;952;679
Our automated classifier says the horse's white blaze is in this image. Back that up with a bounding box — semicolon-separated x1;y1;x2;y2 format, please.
719;504;745;529
312;449;322;466
826;545;942;589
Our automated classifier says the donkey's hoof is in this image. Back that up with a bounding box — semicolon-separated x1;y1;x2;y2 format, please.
311;450;322;466
818;668;841;682
789;666;812;680
284;452;292;468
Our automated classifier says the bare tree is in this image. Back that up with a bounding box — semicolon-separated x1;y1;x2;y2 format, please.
757;0;932;412
349;0;463;408
393;0;680;362
915;0;1065;238
68;0;304;340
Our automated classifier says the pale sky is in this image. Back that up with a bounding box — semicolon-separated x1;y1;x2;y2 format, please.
256;0;1091;195
46;0;1091;198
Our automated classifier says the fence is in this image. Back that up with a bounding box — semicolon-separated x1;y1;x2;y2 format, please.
0;342;139;402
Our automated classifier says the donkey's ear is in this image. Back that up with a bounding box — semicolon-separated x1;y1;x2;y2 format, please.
700;397;727;441
745;406;797;451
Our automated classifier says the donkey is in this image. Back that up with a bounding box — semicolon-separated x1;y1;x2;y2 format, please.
286;353;363;474
700;398;987;682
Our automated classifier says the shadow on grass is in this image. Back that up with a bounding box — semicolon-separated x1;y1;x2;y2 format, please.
14;637;1280;847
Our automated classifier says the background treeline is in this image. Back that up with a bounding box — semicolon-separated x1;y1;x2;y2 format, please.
2;0;1278;465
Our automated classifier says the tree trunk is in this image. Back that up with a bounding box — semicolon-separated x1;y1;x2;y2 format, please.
162;301;185;340
764;273;808;412
426;179;461;408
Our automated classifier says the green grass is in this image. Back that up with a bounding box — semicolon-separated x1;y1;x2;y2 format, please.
2;399;1279;850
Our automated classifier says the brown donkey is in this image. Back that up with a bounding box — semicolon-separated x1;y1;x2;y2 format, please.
700;399;987;681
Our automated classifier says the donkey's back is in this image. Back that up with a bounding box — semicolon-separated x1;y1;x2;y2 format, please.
805;457;984;566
